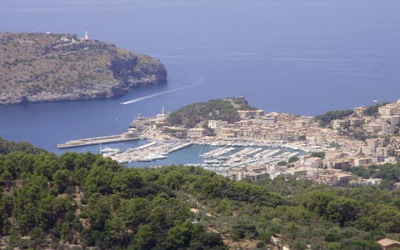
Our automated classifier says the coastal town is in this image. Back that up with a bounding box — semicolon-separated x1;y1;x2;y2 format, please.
59;98;400;187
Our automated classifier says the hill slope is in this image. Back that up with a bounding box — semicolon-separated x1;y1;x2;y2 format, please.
166;97;257;128
0;32;167;105
1;136;400;249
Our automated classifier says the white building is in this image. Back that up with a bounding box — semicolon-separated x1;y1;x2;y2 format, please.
208;120;228;129
187;128;206;138
378;106;397;116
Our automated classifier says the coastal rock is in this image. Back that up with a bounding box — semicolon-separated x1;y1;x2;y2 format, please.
0;32;167;105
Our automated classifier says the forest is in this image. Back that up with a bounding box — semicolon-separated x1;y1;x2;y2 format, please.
1;136;400;249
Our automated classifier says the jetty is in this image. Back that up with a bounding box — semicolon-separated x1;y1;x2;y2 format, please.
57;134;139;149
107;140;192;163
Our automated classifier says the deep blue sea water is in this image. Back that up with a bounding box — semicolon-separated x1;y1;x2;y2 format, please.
1;0;400;154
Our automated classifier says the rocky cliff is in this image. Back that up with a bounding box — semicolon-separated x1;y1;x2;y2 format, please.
0;32;167;105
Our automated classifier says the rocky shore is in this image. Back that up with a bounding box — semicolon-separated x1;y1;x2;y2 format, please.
0;32;167;105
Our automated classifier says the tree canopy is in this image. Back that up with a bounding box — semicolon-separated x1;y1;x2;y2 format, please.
166;99;242;128
314;110;354;127
0;138;400;248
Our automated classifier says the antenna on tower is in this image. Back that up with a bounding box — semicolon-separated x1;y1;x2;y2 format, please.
84;31;89;40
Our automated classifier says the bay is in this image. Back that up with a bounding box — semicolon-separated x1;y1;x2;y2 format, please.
1;0;400;153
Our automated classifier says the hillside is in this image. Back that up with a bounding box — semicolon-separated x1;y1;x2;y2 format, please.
1;136;400;249
166;97;257;128
0;32;167;105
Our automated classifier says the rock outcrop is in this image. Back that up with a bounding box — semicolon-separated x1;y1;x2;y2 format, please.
0;32;167;105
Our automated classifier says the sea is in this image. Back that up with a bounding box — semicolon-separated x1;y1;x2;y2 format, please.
1;0;400;166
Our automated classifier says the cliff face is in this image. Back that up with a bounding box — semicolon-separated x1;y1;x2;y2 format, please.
0;33;167;105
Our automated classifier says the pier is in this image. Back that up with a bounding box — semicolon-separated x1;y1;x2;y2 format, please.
57;134;139;149
197;144;303;170
107;140;192;163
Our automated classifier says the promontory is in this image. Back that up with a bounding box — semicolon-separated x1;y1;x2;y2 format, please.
0;32;167;105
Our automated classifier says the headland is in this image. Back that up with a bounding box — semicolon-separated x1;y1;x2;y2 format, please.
0;32;167;105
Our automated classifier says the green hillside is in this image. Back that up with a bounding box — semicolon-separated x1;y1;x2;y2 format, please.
1;137;400;249
166;97;256;128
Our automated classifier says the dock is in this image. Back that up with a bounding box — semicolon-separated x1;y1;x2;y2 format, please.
108;140;192;163
57;134;139;149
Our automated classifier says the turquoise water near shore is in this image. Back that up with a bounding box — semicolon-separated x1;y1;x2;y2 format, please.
1;0;400;158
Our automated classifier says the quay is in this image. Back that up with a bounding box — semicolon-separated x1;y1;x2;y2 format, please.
57;134;139;149
108;140;192;163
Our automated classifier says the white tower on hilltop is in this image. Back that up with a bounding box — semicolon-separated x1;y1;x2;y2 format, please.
84;31;89;40
156;107;166;123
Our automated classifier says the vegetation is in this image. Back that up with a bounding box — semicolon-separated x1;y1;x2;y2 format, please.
329;142;342;149
0;32;167;105
339;162;400;183
0;144;228;248
0;137;45;155
230;97;258;110
310;151;326;159
1;138;400;248
313;102;397;141
314;110;354;127
166;98;243;128
277;161;287;166
363;103;389;117
288;156;299;163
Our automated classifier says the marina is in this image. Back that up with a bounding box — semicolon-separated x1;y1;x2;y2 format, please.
190;145;304;175
98;140;305;176
107;140;193;163
72;134;307;173
201;147;236;158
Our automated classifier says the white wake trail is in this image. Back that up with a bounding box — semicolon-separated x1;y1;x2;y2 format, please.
121;77;203;105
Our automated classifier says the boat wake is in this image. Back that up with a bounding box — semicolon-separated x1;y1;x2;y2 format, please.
121;76;204;105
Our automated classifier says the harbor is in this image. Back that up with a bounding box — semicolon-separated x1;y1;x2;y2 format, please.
55;101;333;176
67;134;305;173
93;139;305;177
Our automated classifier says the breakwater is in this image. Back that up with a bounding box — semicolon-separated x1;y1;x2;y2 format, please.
57;134;139;149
